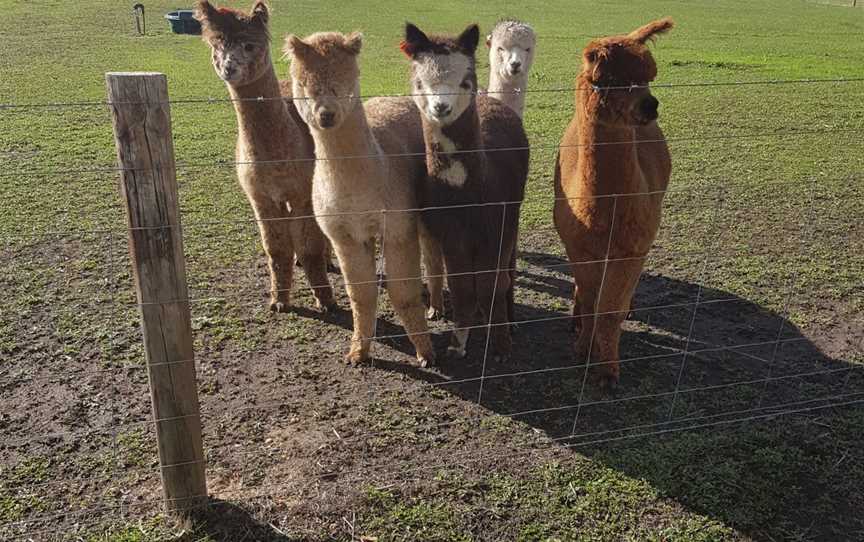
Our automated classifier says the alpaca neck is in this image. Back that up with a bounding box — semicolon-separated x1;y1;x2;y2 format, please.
310;103;382;191
423;102;483;187
575;90;640;196
227;61;300;158
488;70;527;117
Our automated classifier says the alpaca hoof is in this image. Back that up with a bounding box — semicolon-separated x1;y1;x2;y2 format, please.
426;306;444;320
269;300;290;313
315;297;337;313
417;352;436;368
344;349;370;365
446;346;467;359
590;366;620;391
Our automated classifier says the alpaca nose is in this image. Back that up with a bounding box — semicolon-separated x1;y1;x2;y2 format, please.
433;102;451;118
509;61;522;73
223;65;237;79
319;110;336;128
641;95;659;120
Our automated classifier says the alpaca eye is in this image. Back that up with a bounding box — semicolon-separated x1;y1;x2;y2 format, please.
460;81;471;90
525;48;531;52
244;43;255;52
497;47;504;52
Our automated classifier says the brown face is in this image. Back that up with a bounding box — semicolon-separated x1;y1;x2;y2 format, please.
582;41;660;126
285;32;363;131
578;18;674;127
194;1;271;86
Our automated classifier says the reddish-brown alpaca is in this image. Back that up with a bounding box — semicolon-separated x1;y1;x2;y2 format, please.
553;19;673;388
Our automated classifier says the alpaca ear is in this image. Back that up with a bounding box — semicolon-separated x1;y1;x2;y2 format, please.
457;24;480;54
250;0;269;25
401;22;430;58
194;0;217;22
485;34;492;48
344;32;363;55
628;17;674;44
284;34;311;59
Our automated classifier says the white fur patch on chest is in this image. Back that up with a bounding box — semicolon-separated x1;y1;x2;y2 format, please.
438;161;467;186
432;126;457;153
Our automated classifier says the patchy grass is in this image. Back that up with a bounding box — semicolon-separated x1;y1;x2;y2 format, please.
1;0;863;540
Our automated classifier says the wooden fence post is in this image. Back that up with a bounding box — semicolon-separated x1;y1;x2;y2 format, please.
106;72;207;514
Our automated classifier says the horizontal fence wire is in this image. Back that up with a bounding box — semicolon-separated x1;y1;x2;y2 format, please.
4;125;862;180
3;74;863;539
1;76;863;110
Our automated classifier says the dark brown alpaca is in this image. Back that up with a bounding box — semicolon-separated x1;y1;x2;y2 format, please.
401;23;529;361
194;1;334;312
553;19;673;388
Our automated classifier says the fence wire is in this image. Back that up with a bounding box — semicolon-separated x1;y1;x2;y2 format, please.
2;75;863;540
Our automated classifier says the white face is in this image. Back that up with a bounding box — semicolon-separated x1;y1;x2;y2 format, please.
411;52;475;126
489;32;535;78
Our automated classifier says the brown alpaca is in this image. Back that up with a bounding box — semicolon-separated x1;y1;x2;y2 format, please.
401;23;529;361
194;1;334;312
553;19;674;388
284;31;435;366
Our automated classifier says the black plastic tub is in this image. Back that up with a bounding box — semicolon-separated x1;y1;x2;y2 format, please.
164;10;201;35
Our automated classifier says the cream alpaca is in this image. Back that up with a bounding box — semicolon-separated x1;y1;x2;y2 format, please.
285;31;435;366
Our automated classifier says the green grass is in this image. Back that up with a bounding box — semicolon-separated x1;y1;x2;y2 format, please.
1;0;863;540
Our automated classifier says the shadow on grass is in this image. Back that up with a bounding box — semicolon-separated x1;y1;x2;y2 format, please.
182;498;299;542
377;249;864;540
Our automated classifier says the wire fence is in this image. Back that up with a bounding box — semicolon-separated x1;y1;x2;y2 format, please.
2;73;863;540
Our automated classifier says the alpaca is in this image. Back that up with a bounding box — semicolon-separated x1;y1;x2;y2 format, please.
401;23;529;361
485;19;536;118
284;31;435;366
553;19;674;388
194;0;334;312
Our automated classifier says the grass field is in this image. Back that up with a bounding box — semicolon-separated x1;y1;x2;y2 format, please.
1;0;863;540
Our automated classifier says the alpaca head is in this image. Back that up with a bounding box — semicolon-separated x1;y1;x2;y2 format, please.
401;23;479;127
194;0;271;86
579;18;673;127
486;20;535;79
284;32;363;131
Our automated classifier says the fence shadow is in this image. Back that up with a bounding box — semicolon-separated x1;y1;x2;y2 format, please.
184;498;299;542
376;249;864;540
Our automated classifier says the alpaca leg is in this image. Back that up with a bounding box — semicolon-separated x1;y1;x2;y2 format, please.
419;225;445;320
383;231;436;367
289;207;336;311
478;267;513;362
444;251;478;359
576;259;642;389
249;196;295;312
331;238;378;364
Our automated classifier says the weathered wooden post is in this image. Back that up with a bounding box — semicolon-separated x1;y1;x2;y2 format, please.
106;72;207;513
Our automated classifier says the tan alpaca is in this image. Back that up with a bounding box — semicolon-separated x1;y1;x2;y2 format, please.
553;19;674;388
194;0;334;312
285;31;435;366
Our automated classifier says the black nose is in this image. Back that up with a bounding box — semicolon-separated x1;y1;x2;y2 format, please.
224;65;237;77
433;103;451;116
319;111;336;127
641;95;659;119
510;61;522;71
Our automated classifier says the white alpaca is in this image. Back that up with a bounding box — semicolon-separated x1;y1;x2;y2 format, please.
486;20;536;118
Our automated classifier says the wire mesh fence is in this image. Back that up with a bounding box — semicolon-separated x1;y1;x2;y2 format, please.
1;69;863;540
